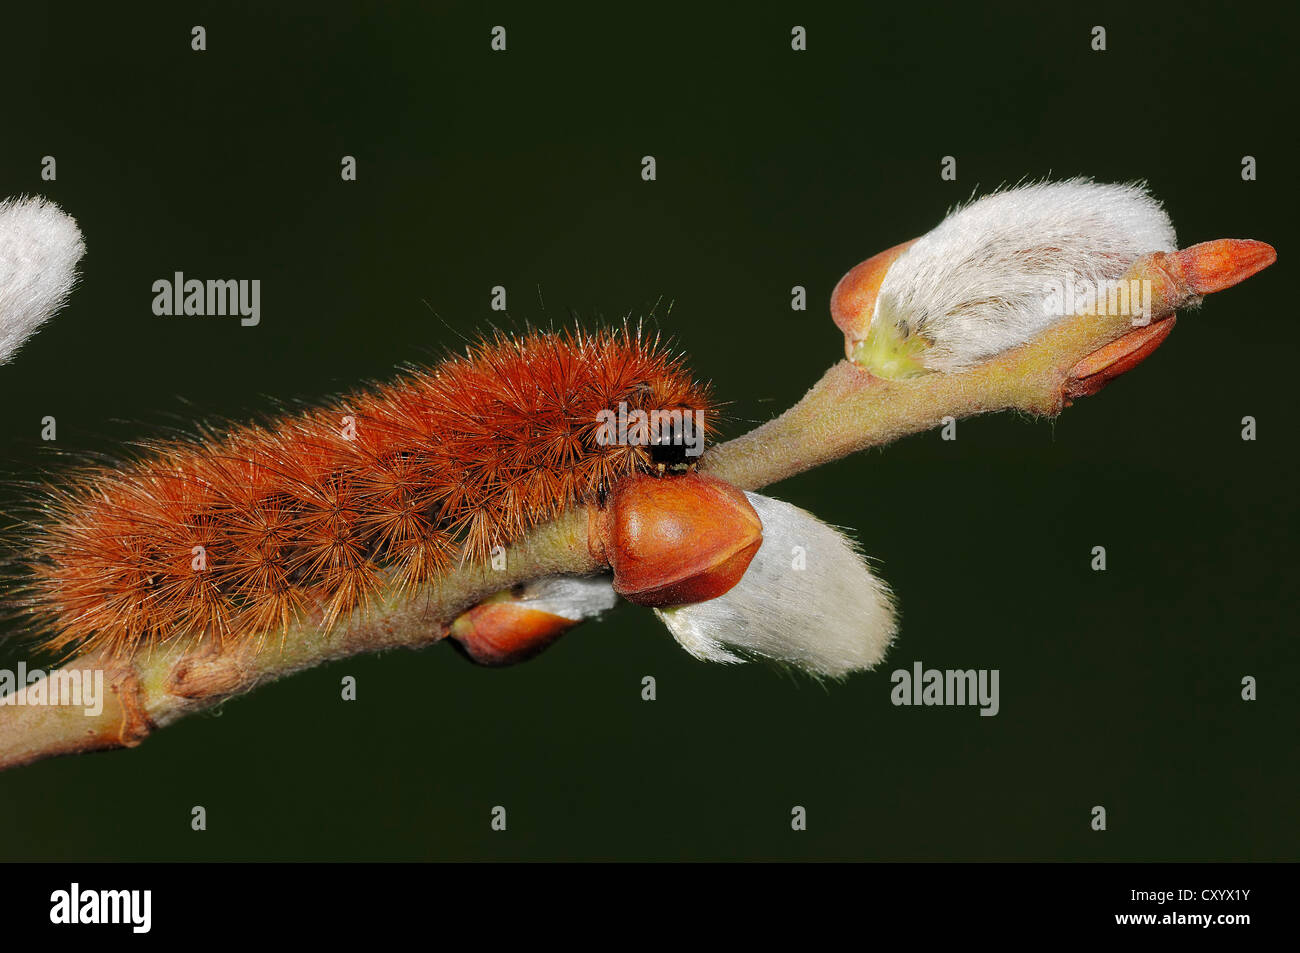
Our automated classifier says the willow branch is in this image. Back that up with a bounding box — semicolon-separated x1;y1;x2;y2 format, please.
0;509;597;770
0;241;1272;771
703;301;1115;489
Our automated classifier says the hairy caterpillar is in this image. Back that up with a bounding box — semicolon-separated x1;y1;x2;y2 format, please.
14;326;715;659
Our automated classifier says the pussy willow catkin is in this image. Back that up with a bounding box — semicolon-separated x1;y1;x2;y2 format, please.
848;178;1177;377
0;196;85;365
18;326;713;658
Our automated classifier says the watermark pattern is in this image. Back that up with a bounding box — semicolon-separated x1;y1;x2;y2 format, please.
1044;274;1154;326
594;402;706;459
890;661;1000;716
152;272;260;326
0;663;104;716
50;883;151;933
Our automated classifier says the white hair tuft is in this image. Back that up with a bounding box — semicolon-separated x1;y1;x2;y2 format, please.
0;195;86;365
654;492;897;678
503;574;619;621
872;178;1176;372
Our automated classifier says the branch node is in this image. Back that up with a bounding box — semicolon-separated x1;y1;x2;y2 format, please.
113;669;153;748
165;653;246;701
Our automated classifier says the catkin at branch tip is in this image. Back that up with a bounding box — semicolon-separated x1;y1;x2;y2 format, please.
875;178;1177;372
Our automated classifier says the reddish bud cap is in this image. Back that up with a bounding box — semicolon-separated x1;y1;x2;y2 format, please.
450;604;577;666
1169;239;1276;295
830;239;918;354
591;473;762;608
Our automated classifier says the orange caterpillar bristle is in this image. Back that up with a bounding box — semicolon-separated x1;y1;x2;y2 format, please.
19;326;713;659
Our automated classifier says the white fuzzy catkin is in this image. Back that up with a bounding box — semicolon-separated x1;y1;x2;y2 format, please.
872;178;1176;372
505;574;619;622
0;195;85;365
655;492;897;678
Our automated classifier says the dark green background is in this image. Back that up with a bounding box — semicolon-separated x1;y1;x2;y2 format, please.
0;2;1293;861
